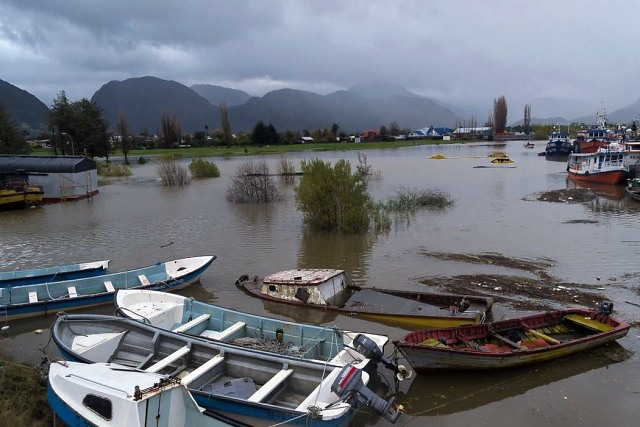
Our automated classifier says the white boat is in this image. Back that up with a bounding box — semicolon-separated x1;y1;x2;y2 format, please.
47;361;251;427
52;313;403;426
567;143;628;185
0;256;215;321
0;260;110;288
114;289;408;377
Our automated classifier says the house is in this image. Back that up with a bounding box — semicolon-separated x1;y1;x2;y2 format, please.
408;126;453;139
299;136;314;144
452;127;492;140
0;155;99;203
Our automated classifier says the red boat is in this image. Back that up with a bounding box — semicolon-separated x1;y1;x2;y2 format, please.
394;303;630;371
567;145;628;185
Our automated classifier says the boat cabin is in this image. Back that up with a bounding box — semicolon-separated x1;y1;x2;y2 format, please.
262;269;352;306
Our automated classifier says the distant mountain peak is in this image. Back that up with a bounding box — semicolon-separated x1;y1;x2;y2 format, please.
347;81;420;99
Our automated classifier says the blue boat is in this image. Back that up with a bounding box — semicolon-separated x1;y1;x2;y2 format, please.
0;256;215;321
0;260;110;288
114;289;410;378
51;313;402;427
48;361;252;427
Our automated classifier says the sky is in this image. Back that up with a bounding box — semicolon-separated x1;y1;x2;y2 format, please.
2;0;640;119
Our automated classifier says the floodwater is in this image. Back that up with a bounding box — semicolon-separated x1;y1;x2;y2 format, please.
0;141;638;426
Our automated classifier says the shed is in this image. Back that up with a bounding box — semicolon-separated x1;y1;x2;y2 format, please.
0;155;99;203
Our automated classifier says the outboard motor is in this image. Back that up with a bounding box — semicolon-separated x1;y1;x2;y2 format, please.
331;365;402;423
352;334;412;381
598;300;614;315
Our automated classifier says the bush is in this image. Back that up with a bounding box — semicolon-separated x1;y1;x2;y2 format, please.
295;158;372;233
276;155;296;184
225;159;282;202
96;161;132;177
188;157;220;178
156;154;190;186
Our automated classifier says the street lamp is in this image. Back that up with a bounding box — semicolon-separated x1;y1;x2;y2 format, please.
61;132;75;155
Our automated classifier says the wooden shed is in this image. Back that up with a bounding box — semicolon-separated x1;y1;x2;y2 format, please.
0;155;99;203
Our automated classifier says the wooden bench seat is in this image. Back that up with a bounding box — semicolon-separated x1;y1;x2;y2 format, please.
28;291;38;303
104;281;115;292
181;354;224;386
248;368;293;403
172;314;211;333
144;345;190;373
68;286;78;298
200;321;246;341
138;275;151;286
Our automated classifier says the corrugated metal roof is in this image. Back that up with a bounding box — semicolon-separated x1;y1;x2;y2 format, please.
0;155;97;173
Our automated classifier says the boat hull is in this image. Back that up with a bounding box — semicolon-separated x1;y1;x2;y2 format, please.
0;256;215;321
395;308;630;371
567;170;627;185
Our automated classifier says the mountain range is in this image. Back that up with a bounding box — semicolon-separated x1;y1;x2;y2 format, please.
2;76;640;136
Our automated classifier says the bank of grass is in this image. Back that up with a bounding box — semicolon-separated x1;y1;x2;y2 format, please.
0;353;53;427
31;139;466;159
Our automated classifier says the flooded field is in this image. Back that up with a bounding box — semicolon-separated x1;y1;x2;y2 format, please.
0;140;638;426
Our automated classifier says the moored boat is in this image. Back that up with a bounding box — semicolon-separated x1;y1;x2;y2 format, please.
51;313;403;426
0;256;215;321
0;176;44;210
566;144;628;184
47;361;250;427
0;260;110;288
114;289;410;378
394;303;630;371
235;269;493;329
624;185;640;202
572;107;612;154
545;130;572;157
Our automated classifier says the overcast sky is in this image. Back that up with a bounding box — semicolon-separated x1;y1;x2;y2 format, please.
2;0;640;118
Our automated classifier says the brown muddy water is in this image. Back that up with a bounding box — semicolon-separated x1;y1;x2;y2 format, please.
1;141;639;426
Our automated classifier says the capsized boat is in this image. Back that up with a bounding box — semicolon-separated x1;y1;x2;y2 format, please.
47;361;252;427
114;289;410;379
52;313;403;426
235;269;493;329
0;259;110;288
567;144;628;185
394;302;630;371
0;256;215;321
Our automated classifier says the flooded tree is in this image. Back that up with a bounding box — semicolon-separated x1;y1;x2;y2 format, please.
156;155;190;186
493;96;508;134
276;155;296;184
295;158;371;233
225;159;282;202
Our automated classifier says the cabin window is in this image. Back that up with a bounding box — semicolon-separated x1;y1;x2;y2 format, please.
82;394;113;420
268;285;277;292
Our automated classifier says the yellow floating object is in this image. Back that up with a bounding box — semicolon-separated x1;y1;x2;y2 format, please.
429;154;447;159
491;157;513;164
488;152;507;158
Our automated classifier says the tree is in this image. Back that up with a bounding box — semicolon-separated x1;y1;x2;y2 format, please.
295;158;372;233
493;96;508;134
226;159;282;202
331;123;340;139
160;112;181;148
389;121;400;136
0;104;28;154
251;121;268;145
220;102;233;145
117;110;130;164
523;103;531;134
50;91;73;154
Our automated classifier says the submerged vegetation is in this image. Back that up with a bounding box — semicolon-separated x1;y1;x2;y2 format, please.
188;157;220;178
226;159;282;202
96;160;132;177
156;154;191;186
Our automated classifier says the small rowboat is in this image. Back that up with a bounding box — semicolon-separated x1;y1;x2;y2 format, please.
0;256;215;321
0;260;110;288
394;303;630;371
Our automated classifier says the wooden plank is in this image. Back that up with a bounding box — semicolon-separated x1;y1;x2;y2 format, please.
488;330;522;349
200;321;246;341
181;354;224;386
104;281;115;292
527;329;560;345
172;314;211;333
145;345;190;373
248;368;293;403
564;314;614;332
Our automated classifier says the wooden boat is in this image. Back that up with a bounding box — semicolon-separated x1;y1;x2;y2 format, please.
572;108;611;154
394;303;630;371
490;157;513;164
51;313;403;426
114;289;409;379
624;185;640;202
235;269;493;329
0;259;110;288
567;145;628;185
524;142;535;149
0;177;44;210
47;361;250;427
0;256;215;321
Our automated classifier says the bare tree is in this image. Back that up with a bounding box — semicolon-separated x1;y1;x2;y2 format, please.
225;159;282;203
160;111;181;148
523;103;532;134
493;96;508;133
276;155;296;184
220;102;233;145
